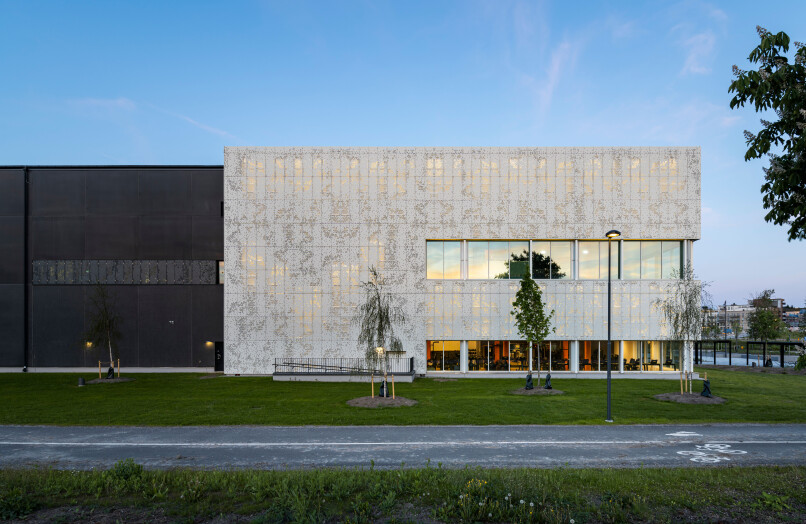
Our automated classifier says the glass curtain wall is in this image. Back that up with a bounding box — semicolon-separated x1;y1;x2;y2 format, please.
622;241;682;280
579;241;620;279
578;341;620;371
426;340;461;371
532;241;572;279
468;241;529;279
426;241;461;279
622;341;640;370
531;341;568;371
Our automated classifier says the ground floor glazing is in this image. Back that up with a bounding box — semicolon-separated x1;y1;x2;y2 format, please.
426;340;682;373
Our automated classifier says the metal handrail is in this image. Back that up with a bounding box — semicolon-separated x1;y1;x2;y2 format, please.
274;357;414;375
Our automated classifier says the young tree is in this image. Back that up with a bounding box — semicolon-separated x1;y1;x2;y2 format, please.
511;272;555;386
729;27;806;241
655;265;710;373
730;318;743;340
84;284;122;375
748;290;786;347
355;266;406;396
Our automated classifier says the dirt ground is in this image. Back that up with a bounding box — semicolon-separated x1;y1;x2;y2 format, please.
86;377;136;385
654;392;726;404
347;396;418;408
509;388;564;396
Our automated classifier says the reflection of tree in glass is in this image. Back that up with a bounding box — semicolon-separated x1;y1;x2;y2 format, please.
494;250;565;279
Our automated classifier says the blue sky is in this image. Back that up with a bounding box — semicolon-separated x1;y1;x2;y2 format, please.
1;0;805;305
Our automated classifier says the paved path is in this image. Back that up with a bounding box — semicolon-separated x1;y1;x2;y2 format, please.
1;424;804;470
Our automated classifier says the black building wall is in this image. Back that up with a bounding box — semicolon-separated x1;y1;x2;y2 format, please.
0;169;25;367
1;166;224;368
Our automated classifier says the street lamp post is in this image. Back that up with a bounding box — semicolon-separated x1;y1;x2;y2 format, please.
605;229;621;422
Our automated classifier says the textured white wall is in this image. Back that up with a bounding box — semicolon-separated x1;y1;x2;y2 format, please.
224;147;701;375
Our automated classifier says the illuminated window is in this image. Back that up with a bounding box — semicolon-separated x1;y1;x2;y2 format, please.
217;261;224;284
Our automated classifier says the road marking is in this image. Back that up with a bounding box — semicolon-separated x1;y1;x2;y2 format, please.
1;440;805;448
666;431;702;437
677;443;748;463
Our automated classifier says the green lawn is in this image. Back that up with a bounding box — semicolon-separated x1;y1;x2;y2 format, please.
0;368;804;426
1;463;804;522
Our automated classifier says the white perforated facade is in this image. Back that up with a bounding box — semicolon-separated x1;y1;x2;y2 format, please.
224;147;701;376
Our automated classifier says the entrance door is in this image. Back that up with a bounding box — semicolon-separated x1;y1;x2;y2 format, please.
214;341;224;372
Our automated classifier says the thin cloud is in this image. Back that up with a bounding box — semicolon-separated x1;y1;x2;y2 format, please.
69;97;136;111
146;103;240;141
680;31;716;75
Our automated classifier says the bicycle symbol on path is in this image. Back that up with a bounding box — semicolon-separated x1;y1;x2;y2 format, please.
677;443;747;463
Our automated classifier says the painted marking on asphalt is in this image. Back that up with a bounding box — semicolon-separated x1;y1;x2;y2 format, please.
666;431;702;437
1;440;805;448
677;443;748;463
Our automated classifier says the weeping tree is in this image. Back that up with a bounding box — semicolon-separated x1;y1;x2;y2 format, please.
511;272;555;387
84;283;122;376
355;266;406;396
655;265;711;381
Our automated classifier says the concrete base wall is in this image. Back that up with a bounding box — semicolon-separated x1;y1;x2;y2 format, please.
272;374;415;383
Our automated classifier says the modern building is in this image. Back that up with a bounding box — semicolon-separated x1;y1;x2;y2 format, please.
0;166;224;371
224;147;701;376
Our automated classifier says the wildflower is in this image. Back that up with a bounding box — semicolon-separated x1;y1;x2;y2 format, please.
488;514;492;518
479;502;483;506
508;493;511;497
570;520;575;524
504;496;508;501
530;502;534;507
459;495;464;500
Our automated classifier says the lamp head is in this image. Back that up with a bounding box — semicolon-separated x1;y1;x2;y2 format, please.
375;346;385;356
605;230;621;239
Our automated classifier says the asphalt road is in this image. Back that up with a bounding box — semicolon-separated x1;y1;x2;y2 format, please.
1;424;804;470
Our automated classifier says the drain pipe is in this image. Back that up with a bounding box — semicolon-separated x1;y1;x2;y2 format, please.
22;166;29;372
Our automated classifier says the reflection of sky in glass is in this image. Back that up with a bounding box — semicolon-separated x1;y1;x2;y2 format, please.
551;242;571;279
468;241;489;279
489;241;509;278
599;241;619;279
661;241;681;279
443;241;461;279
426;241;443;279
579;241;599;279
641;241;661;279
623;242;641;279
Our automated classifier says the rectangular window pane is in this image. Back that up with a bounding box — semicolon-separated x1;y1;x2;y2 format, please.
468;241;489;279
661;241;682;279
532;241;551;279
579;241;599;279
641;241;662;279
623;242;641;280
550;241;571;279
443;241;461;279
489;241;509;279
443;341;461;370
599;241;619;280
426;241;443;279
508;241;529;279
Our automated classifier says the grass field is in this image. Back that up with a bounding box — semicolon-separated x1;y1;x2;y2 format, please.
1;367;804;426
1;463;804;522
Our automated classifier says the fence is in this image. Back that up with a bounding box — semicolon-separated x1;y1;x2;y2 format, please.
274;357;415;376
695;340;805;367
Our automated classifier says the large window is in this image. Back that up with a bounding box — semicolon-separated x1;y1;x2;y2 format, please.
623;241;682;280
468;241;528;279
579;340;619;371
426;340;461;370
427;239;683;280
578;242;620;280
531;241;572;279
426;241;461;279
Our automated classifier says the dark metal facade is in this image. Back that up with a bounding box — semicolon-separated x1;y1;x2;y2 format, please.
0;166;224;368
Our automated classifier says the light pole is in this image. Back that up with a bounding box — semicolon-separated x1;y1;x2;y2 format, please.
605;229;621;422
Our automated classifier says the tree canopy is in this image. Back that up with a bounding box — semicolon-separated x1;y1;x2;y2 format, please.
355;267;406;372
729;27;806;241
83;284;122;366
747;289;786;342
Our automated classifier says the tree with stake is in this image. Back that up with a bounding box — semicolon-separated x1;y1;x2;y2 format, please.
355;267;406;397
84;284;122;378
655;265;709;391
511;272;555;387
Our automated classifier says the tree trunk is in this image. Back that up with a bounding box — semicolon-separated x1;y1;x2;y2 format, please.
107;328;113;365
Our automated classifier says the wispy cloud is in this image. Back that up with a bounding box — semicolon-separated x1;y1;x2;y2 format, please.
145;103;240;141
69;97;136;112
680;31;716;75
